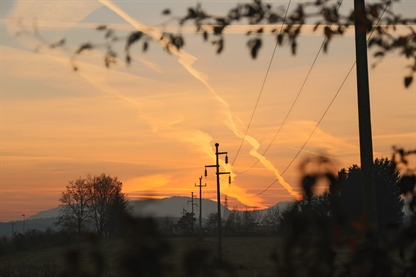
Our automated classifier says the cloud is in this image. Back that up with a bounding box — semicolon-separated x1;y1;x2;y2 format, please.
123;174;171;193
7;1;102;27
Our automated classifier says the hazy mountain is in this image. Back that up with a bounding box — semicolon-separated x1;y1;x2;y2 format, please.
29;207;61;220
130;196;229;218
1;197;294;237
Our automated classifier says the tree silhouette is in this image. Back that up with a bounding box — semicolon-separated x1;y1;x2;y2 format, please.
223;209;242;236
205;212;225;235
105;192;132;237
58;177;93;234
88;174;126;236
176;212;196;235
336;158;404;232
58;173;130;236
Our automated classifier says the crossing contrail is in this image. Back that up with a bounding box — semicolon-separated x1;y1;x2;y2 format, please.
99;0;300;200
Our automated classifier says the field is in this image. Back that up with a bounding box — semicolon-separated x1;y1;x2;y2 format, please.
0;236;280;276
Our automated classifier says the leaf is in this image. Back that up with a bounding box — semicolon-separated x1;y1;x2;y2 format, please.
216;39;224;54
277;34;283;45
187;8;197;19
248;38;262;59
143;41;148;52
323;40;328;53
126;31;143;50
369;5;379;18
404;76;413;88
75;43;93;54
324;26;332;38
268;13;279;23
302;175;317;200
173;35;184;50
368;37;380;47
374;51;385;57
203;31;208;41
105;30;114;39
96;25;107;30
291;41;297;55
213;25;224;35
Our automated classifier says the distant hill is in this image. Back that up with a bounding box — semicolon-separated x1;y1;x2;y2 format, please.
130;196;229;218
28;207;61;220
1;197;294;237
26;196;230;220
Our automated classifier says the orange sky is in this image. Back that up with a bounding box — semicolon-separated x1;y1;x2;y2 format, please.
1;0;415;222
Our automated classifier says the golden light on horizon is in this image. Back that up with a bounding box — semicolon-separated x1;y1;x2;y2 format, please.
1;0;415;222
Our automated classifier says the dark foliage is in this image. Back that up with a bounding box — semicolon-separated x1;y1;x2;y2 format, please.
176;212;196;235
159;0;415;87
271;152;416;276
14;0;415;87
0;228;77;255
2;149;416;275
58;174;131;236
336;158;404;232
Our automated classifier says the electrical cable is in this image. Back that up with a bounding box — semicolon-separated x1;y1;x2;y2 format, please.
250;1;391;198
231;0;292;166
234;0;344;174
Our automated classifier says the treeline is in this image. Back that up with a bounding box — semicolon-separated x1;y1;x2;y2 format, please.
176;158;405;237
1;154;415;276
0;228;76;255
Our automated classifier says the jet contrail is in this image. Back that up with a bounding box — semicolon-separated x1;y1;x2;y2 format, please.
98;0;300;200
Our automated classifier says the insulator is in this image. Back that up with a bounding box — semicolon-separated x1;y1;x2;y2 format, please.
229;176;231;184
225;155;228;164
204;169;207;177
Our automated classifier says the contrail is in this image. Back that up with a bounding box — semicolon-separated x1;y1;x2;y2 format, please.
98;0;300;199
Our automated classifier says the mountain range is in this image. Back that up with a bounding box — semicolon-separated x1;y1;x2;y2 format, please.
0;196;292;237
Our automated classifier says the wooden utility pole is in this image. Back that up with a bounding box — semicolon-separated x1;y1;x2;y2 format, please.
195;176;206;238
205;143;230;263
354;0;378;230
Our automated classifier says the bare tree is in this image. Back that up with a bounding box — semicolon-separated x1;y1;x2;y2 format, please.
58;177;93;234
58;173;129;236
88;174;125;236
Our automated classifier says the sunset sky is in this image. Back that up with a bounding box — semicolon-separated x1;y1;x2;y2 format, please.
1;0;415;222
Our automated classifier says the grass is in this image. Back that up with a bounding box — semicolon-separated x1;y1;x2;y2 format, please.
0;236;281;276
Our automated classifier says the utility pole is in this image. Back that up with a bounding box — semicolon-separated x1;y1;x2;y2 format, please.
187;192;198;234
195;176;206;238
22;214;25;234
354;0;378;233
224;195;229;220
187;192;198;215
205;142;231;263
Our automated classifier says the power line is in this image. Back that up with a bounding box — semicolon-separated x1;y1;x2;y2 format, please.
231;0;292;166
235;0;344;174
251;2;391;198
252;64;355;197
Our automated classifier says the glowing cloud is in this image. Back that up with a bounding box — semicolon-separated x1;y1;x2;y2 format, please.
98;0;301;203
